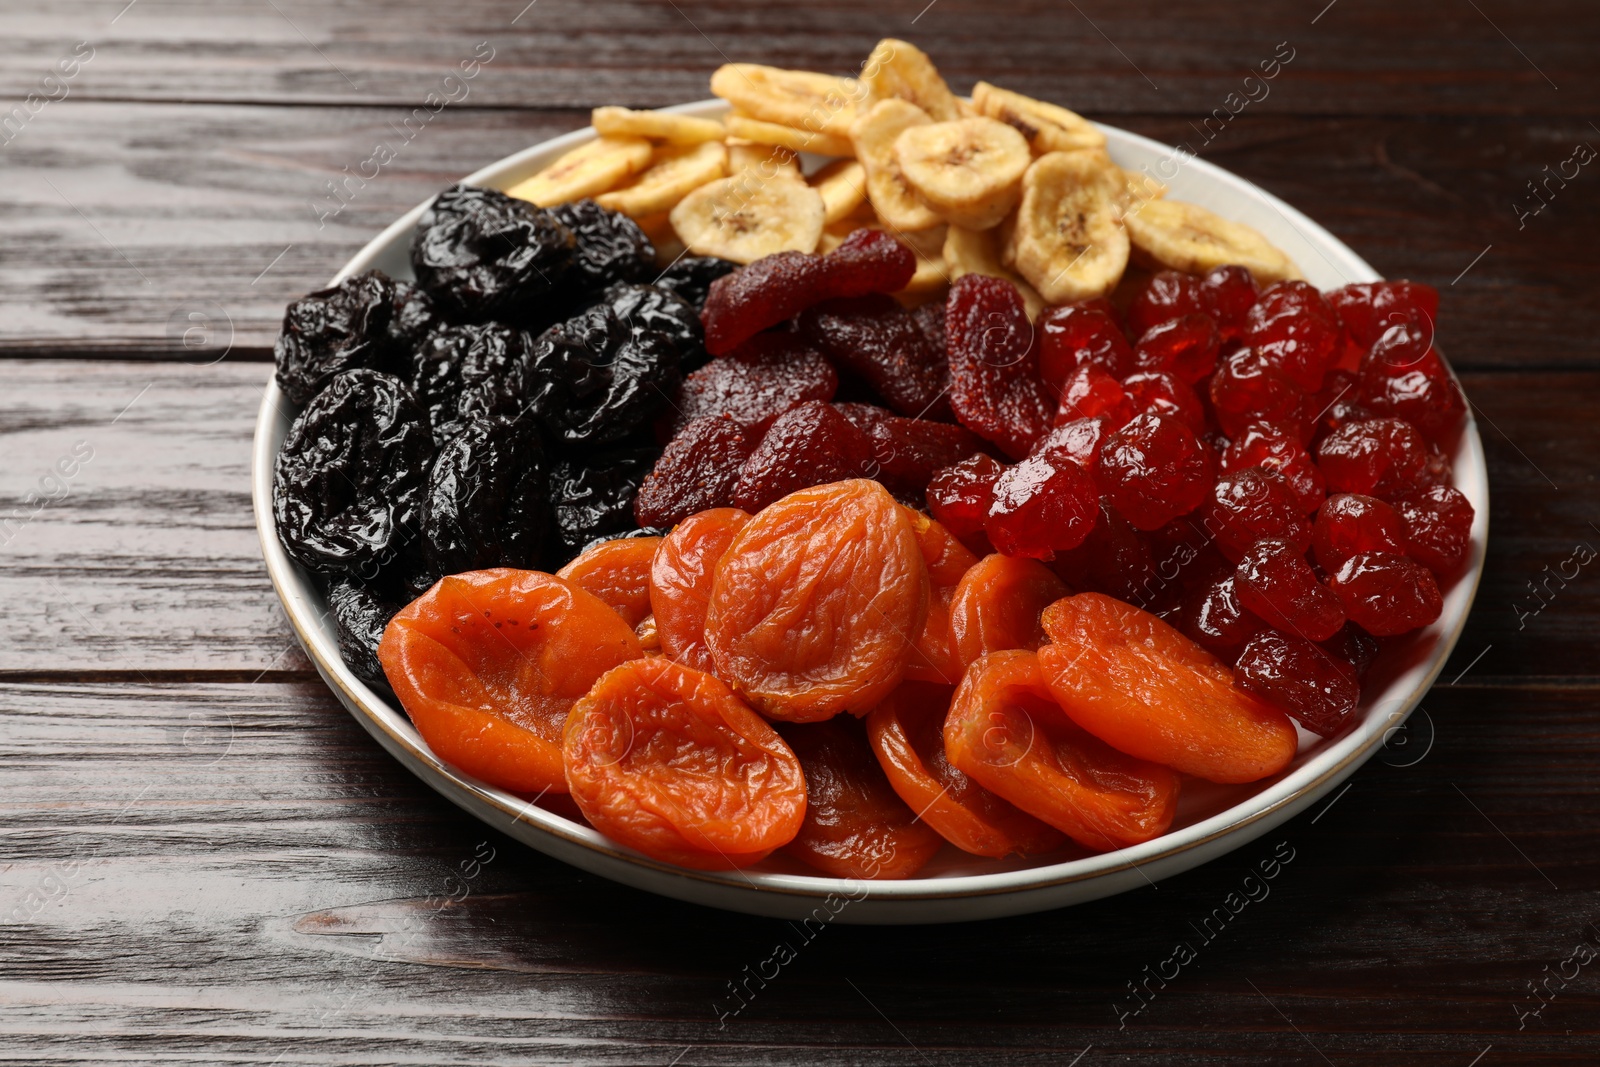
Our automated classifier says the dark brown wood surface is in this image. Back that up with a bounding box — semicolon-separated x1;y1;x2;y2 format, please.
3;2;1597;1063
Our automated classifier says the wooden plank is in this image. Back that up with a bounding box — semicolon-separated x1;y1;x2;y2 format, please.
0;102;1595;364
0;679;1595;1064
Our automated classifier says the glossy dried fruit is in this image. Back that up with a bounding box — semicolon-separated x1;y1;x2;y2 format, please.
1327;551;1443;636
984;450;1100;559
1311;493;1406;573
949;553;1070;670
535;306;681;446
1221;422;1326;514
1234;538;1346;643
387;277;439;358
1201;264;1258;341
946;649;1181;849
945;274;1055;460
797;294;951;419
550;447;658;559
274;369;432;574
902;509;979;685
410;323;560;448
1126;270;1209;339
633;415;759;528
1050;499;1157;605
1122;370;1205;433
649;508;751;673
410;184;575;320
1209;344;1306;440
732;400;878;512
1393;485;1474;573
1038;303;1135;391
1205;466;1311;563
663;333;838;438
1327;280;1438;349
590;281;704;364
1234;629;1360;737
564;657;806;868
1180;573;1266;663
1315;417;1427;498
274;270;394;404
1356;326;1465;443
1096;414;1214;530
1053;364;1133;428
926;452;1007;547
1243;280;1341;392
1131;313;1221;386
653;255;739;308
547;198;654;294
705;480;929;721
327;577;402;684
1036;593;1297;783
379;569;642;794
779;715;944;879
557;535;662;627
867;682;1063;858
422;416;552;578
837;405;989;497
1031;416;1110;471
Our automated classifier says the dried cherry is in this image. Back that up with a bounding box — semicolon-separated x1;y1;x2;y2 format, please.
1096;414;1214;530
1315;417;1428;497
1327;551;1443;636
328;577;402;684
945;275;1054;460
1392;485;1474;573
1127;270;1209;339
1243;280;1341;392
1038;303;1135;391
1233;538;1346;642
984;450;1099;558
1201;265;1258;341
1209;345;1305;440
1054;364;1133;427
1122;370;1205;433
1234;629;1360;737
1205;466;1311;562
926;453;1007;548
1311;493;1406;573
1221;422;1326;514
1180;573;1266;663
1326;280;1438;349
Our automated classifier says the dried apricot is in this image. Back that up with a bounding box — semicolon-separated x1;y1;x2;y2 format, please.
705;480;929;721
902;508;978;684
557;536;662;628
945;650;1180;851
649;508;751;672
779;715;944;879
378;569;643;795
1035;593;1297;784
866;681;1063;858
564;658;806;869
949;553;1070;670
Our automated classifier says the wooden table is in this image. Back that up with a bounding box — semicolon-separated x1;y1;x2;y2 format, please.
3;1;1597;1062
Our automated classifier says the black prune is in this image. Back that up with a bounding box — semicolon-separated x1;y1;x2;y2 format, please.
410;184;574;321
274;270;394;404
534;306;680;447
653;255;738;308
274;369;432;573
422;416;553;576
387;278;439;358
327;578;403;685
548;199;655;294
549;447;658;560
591;282;703;359
410;323;565;447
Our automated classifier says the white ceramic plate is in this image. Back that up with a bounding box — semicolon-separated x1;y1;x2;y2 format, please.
252;100;1488;923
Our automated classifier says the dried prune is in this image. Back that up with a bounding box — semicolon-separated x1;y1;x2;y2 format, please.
653;255;739;308
1096;414;1214;530
662;333;837;437
591;282;704;364
797;294;950;419
550;447;658;559
274;369;432;573
274;270;394;404
410;323;561;447
410;184;575;321
328;577;403;684
547;198;654;294
387;278;439;357
634;415;759;527
536;306;680;447
1234;629;1359;737
946;275;1054;460
732;400;877;512
422;416;552;577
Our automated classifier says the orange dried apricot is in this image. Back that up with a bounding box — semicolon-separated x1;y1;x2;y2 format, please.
378;569;642;795
779;714;945;879
705;480;929;722
945;650;1180;851
563;657;807;869
557;536;662;628
1035;592;1298;784
649;508;751;672
866;682;1063;859
902;508;978;685
948;553;1070;670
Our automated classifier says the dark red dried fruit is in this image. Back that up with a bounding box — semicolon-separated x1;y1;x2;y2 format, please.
1222;422;1326;514
1244;280;1341;393
1127;271;1209;339
927;453;1007;545
634;415;759;527
1031;416;1110;471
1392;485;1474;574
1234;538;1346;643
1356;327;1465;443
1321;624;1379;679
1311;493;1406;574
1122;370;1205;434
945;275;1054;460
985;451;1099;559
1201;265;1258;341
1327;280;1439;349
1206;467;1312;563
1210;345;1306;440
702;229;916;355
663;333;837;438
1132;314;1221;386
1038;304;1135;392
835;404;988;497
1315;417;1428;498
1304;369;1372;445
1235;629;1360;737
798;294;951;420
1096;414;1214;530
1180;573;1266;663
1054;364;1133;427
910;297;948;358
731;400;877;512
1052;500;1154;605
1327;551;1443;636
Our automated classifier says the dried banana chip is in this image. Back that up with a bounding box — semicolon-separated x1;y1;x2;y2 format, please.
710;64;864;138
669;172;825;263
504;136;653;207
1123;197;1301;283
1120;167;1168;212
724;113;855;159
850;98;942;232
1009;150;1129;303
727;141;802;179
591;106;727;145
809;159;870;224
635;211;689;267
894;117;1031;230
943;225;1045;320
861;38;964;122
596;140;728;217
971;81;1106;154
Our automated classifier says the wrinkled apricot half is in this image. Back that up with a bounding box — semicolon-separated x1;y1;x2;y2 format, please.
649;508;750;672
1036;593;1298;784
705;480;929;722
378;569;642;795
901;508;978;685
866;682;1063;859
945;650;1180;851
557;536;662;628
779;714;945;879
564;658;806;869
948;553;1070;670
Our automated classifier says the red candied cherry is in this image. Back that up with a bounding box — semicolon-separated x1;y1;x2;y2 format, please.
1181;572;1267;663
1222;422;1326;514
1054;363;1134;426
1234;538;1347;642
1327;280;1439;350
1392;485;1475;573
1206;467;1312;562
1234;629;1360;737
1038;303;1134;392
926;453;1006;545
1304;369;1373;445
1244;280;1342;393
985;451;1100;559
1127;270;1210;339
1312;493;1407;573
1209;345;1305;439
1096;414;1215;530
1201;265;1259;341
1051;500;1154;602
1123;370;1206;433
1033;416;1110;471
1132;314;1221;385
1316;417;1428;498
1357;325;1465;443
1327;551;1443;636
1322;623;1379;679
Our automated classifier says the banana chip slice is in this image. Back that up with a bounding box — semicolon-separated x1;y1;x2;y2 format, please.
894;118;1031;230
943;225;1045;320
862;38;964;122
895;223;951;296
1121;167;1168;212
591;106;727;145
850;99;942;232
971;82;1106;155
1123;198;1301;283
669;172;825;263
505;136;653;207
710;64;864;138
727;141;802;179
635;211;688;267
596;140;728;217
724;113;855;159
1008;150;1129;304
810;159;869;224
